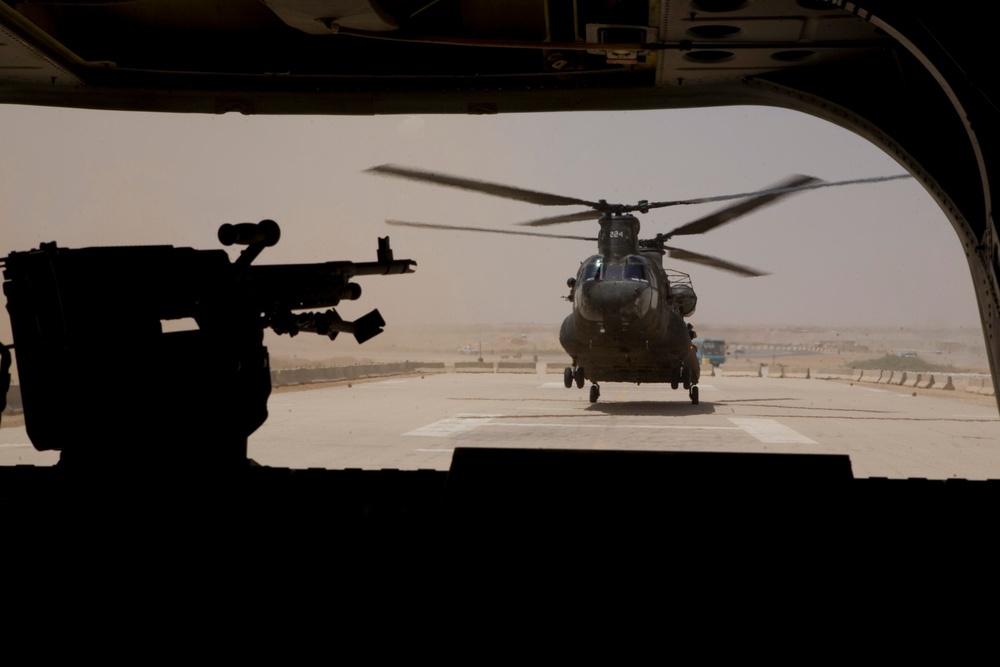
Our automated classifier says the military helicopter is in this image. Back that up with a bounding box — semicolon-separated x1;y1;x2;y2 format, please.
367;165;908;404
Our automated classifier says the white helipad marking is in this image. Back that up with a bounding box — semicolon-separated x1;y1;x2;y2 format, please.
0;443;33;449
488;423;741;431
359;380;408;388
862;388;888;393
416;448;454;452
728;418;817;444
404;414;500;437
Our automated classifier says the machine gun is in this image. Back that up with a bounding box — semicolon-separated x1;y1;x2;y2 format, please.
217;219;413;344
0;220;415;467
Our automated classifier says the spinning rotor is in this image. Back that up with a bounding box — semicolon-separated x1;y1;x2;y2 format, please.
367;164;910;278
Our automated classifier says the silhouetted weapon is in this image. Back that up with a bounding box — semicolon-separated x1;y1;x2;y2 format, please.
0;220;415;467
217;219;414;343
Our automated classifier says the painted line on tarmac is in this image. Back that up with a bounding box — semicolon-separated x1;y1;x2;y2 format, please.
408;415;812;441
480;423;740;431
728;417;817;444
0;443;33;449
406;413;741;437
404;414;500;437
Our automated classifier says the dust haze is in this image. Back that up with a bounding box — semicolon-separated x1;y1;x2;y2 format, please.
0;103;985;364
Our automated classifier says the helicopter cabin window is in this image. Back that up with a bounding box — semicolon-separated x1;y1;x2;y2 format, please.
625;256;649;282
581;256;604;281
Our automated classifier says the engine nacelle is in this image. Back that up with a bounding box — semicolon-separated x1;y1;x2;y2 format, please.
670;283;697;317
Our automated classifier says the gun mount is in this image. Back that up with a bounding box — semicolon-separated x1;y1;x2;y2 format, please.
0;220;415;468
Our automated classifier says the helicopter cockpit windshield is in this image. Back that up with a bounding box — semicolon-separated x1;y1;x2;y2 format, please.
581;256;604;282
581;255;650;284
625;256;649;282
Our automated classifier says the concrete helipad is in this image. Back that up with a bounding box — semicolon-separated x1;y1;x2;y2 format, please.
4;372;999;479
249;373;1000;479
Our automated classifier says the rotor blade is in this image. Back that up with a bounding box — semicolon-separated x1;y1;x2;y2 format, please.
645;173;911;211
367;164;602;208
518;210;604;227
663;174;819;238
386;219;597;241
666;246;769;277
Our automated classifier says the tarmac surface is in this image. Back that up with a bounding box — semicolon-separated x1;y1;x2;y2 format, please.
4;372;1000;478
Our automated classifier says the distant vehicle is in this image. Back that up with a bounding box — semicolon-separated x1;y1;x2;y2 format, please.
693;338;727;367
901;351;917;358
458;345;476;355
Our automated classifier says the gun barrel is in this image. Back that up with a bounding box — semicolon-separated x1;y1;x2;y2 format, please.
340;259;416;276
247;258;414;311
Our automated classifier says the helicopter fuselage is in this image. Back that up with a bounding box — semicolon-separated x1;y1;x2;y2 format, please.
559;214;700;385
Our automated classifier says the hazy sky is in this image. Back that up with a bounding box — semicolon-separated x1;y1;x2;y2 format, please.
0;102;982;336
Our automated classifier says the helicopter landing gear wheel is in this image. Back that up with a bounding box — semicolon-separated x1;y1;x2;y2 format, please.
589;384;600;403
670;367;680;390
683;366;692;390
574;367;585;389
689;385;699;405
563;367;573;388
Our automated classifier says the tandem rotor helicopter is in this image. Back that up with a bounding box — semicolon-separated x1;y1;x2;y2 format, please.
368;165;909;405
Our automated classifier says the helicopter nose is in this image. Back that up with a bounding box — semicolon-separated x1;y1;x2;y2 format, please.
580;281;651;322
